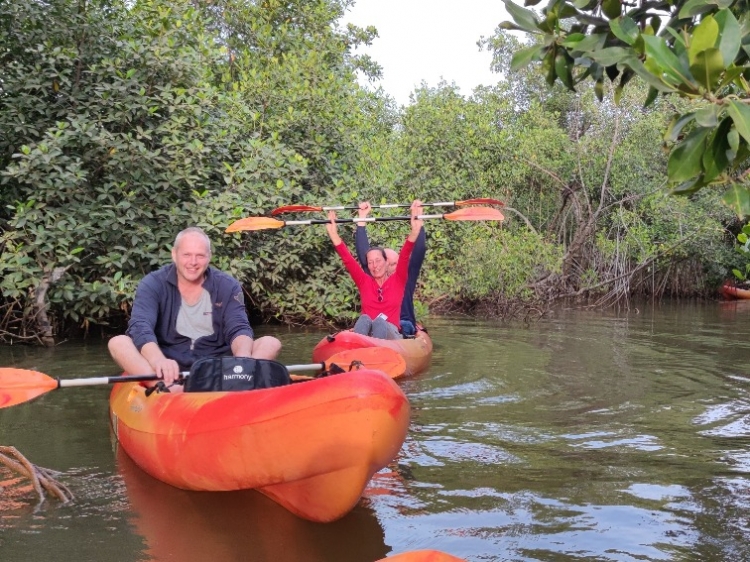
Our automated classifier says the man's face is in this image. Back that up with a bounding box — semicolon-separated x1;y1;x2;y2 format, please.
367;249;387;279
384;249;398;276
172;233;211;284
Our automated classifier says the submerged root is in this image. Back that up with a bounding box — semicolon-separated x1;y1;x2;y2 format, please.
0;446;74;507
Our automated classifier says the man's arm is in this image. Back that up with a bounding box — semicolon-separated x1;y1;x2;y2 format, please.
125;276;161;350
409;227;427;280
355;226;370;273
354;202;372;272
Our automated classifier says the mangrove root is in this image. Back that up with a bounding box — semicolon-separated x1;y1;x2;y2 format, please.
0;445;74;506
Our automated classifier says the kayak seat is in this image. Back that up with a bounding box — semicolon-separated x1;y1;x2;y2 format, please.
184;357;291;392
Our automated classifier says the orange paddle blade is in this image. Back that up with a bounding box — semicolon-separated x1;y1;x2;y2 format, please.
271;205;323;216
445;207;505;221
457;197;505;207
326;347;407;379
225;216;285;232
0;368;58;409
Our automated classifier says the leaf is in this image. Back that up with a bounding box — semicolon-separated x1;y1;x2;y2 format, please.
588;46;630;67
510;44;545;71
714;9;742;68
542;48;557;86
555;52;574;90
693;105;720;128
642;35;695;87
667;127;710;184
664;112;696;143
678;0;717;18
702;119;731;183
644;86;659;107
727;101;750;144
728;125;740;153
609;16;639;45
689;48;725;90
688;15;718;66
501;0;540;33
601;0;621;19
564;33;607;52
722;185;750;218
671;177;703;195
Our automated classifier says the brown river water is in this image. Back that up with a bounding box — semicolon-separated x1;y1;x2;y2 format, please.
1;301;750;561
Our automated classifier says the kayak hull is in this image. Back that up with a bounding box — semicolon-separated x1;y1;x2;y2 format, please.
312;330;433;377
377;551;467;562
109;370;410;522
721;283;750;299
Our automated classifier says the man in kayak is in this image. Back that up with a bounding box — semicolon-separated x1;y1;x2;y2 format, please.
108;226;281;385
326;201;423;339
354;201;426;337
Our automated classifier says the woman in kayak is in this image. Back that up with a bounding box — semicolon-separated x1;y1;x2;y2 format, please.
325;201;423;339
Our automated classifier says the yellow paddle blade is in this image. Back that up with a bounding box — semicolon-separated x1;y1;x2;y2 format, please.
0;368;58;409
445;207;505;221
225;217;285;232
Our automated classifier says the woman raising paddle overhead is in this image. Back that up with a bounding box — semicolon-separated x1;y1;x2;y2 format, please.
326;201;423;340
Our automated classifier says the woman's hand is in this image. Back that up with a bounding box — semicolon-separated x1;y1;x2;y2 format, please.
326;210;342;245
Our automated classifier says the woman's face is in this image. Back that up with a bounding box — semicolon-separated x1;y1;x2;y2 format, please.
366;249;387;280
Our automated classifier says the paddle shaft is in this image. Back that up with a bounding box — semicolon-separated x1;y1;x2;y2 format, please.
56;363;328;388
270;198;505;215
283;214;446;227
308;201;484;211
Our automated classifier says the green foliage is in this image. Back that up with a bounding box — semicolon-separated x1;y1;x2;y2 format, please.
499;0;750;215
439;229;564;301
0;0;375;337
731;224;750;281
1;0;746;341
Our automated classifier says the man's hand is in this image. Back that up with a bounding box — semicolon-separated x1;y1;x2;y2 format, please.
409;200;424;241
152;357;181;385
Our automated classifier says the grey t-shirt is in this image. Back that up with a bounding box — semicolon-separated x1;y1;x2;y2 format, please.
175;289;214;346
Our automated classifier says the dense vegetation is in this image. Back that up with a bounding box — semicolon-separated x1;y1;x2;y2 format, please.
0;0;746;344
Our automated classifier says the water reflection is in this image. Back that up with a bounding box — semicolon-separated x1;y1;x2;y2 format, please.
118;448;389;562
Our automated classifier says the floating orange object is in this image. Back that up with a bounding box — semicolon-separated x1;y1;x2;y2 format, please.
720;283;750;299
109;369;410;523
377;550;468;562
313;330;433;377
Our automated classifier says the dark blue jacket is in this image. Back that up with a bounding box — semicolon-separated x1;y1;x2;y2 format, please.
126;264;254;370
355;226;426;326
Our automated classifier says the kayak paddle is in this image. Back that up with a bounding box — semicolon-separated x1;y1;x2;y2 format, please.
270;198;505;216
0;347;406;409
226;207;505;232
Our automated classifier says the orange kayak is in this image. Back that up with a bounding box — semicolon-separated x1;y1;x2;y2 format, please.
109;369;410;523
377;551;467;562
721;283;750;299
312;330;433;377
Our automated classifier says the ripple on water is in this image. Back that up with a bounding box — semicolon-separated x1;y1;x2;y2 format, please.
563;431;663;452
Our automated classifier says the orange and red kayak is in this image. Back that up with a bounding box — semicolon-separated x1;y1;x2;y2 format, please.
721;283;750;299
312;330;433;377
109;369;410;523
377;551;467;562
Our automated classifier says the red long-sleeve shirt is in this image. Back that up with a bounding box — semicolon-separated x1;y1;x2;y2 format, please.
334;238;415;330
